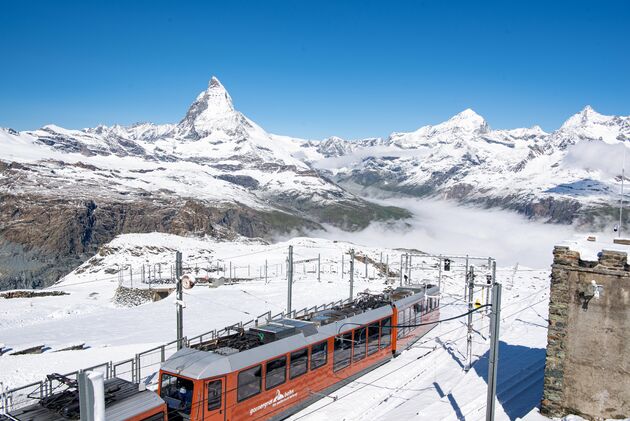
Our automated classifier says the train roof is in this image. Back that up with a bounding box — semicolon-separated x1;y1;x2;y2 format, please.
162;284;439;380
0;378;164;421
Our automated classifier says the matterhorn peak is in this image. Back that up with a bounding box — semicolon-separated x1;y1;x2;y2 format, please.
181;76;234;124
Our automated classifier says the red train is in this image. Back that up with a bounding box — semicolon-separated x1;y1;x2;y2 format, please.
158;284;439;421
1;284;439;421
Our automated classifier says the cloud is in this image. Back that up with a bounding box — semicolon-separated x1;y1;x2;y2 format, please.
563;140;628;179
312;196;601;269
313;145;429;171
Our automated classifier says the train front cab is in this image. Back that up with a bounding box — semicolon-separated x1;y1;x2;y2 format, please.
392;293;440;352
157;316;395;420
159;371;227;421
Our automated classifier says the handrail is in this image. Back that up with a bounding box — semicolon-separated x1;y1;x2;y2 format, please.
0;294;379;414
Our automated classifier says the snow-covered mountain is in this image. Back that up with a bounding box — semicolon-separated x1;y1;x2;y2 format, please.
0;77;406;290
305;106;630;226
1;75;629;290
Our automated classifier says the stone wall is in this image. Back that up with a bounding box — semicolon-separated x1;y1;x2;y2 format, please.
541;246;630;419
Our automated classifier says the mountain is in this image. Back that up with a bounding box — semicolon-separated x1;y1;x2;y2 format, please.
0;77;407;290
2;74;629;291
306;106;630;227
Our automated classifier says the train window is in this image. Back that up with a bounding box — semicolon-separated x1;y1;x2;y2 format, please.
160;373;194;416
141;414;165;421
407;308;413;333
290;348;308;379
237;365;262;402
207;379;222;411
333;332;352;371
310;341;328;370
397;311;405;339
367;322;380;355
352;327;367;362
380;317;391;349
265;356;287;390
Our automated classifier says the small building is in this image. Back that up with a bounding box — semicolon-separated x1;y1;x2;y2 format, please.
541;238;630;419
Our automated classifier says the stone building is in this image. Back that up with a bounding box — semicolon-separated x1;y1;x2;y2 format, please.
542;239;630;419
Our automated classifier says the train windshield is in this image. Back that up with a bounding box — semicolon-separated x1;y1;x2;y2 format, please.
160;373;195;419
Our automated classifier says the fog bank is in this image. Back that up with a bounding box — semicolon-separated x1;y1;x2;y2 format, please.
316;196;606;269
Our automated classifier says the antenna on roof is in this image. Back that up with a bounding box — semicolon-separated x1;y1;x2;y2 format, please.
618;137;627;238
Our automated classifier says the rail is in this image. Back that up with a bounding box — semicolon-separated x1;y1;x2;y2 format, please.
0;296;355;415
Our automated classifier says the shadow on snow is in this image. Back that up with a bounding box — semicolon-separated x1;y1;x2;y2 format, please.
473;341;546;421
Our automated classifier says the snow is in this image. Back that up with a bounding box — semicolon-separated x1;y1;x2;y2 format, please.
559;235;630;261
2;76;630;420
0;231;558;421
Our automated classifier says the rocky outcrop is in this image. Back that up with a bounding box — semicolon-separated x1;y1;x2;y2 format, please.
0;193;319;290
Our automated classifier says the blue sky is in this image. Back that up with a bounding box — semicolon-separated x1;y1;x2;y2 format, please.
1;0;629;139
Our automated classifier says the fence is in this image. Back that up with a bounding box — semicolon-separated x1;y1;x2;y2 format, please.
0;296;354;415
1;248;492;415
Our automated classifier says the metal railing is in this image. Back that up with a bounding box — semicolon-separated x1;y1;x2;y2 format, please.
0;296;355;415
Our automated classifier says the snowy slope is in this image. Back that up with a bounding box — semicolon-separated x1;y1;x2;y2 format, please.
0;77;406;290
0;231;565;421
306;107;630;225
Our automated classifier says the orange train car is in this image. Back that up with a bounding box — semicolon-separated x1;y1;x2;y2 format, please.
157;284;440;421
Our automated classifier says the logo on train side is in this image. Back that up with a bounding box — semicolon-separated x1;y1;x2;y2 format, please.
249;389;297;416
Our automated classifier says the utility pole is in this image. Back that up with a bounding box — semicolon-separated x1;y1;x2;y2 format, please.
465;265;475;371
364;257;368;278
399;254;404;286
620;145;626;238
265;260;268;284
175;251;183;350
485;282;502;421
464;254;469;299
317;254;321;282
341;253;345;280
408;254;412;283
287;246;293;314
438;255;442;292
349;249;355;300
485;258;493;314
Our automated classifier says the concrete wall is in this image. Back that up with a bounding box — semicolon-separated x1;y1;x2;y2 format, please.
542;246;630;419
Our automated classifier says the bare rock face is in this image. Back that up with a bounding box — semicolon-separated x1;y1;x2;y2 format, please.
0;193;319;290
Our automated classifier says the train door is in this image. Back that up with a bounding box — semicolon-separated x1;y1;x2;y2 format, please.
204;377;226;421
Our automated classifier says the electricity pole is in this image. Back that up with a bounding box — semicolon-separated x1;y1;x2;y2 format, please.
486;282;503;421
175;251;183;350
464;254;469;299
465;265;474;371
317;254;321;282
349;249;355;300
620;145;626;238
287;246;293;314
438;255;442;292
341;253;345;280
